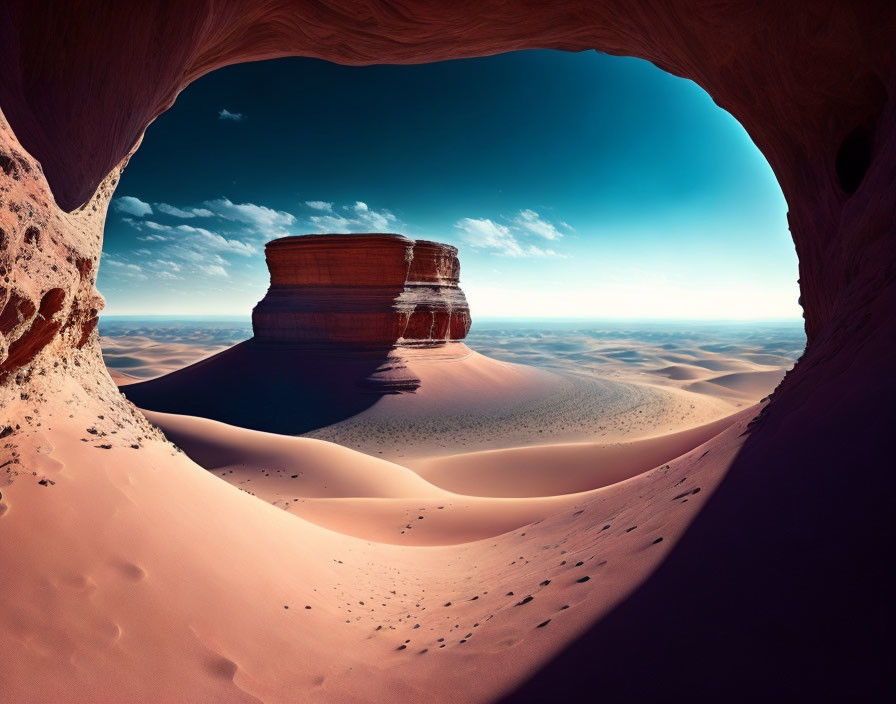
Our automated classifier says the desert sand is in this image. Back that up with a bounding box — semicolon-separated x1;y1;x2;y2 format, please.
2;2;893;700
144;406;743;545
1;359;758;702
300;343;739;460
100;318;794;553
102;335;235;380
113;314;794;550
47;308;799;701
104;319;795;460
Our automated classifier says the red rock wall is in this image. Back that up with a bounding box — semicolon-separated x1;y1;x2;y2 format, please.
0;112;108;385
252;234;471;346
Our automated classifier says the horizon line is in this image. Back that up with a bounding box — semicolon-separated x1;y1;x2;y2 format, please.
99;313;805;324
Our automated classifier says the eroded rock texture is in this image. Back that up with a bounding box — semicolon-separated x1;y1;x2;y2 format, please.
253;234;471;346
0;1;894;701
0;112;107;385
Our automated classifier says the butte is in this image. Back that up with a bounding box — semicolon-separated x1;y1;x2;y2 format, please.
123;233;476;433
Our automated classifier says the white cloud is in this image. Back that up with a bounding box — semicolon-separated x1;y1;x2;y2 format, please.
113;196;152;217
156;203;214;218
199;264;229;277
309;214;351;231
171;248;227;267
124;197;293;237
106;260;143;272
307;201;399;234
102;256;148;279
202;197;295;232
514;209;562;240
130;220;252;256
455;217;561;258
154;259;182;272
111;196;411;288
455;218;517;253
174;225;256;256
218;108;245;122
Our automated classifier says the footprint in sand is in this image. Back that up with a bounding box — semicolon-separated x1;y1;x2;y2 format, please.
207;656;239;680
110;558;147;582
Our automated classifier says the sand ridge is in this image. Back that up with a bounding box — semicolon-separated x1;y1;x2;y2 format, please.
145;405;742;545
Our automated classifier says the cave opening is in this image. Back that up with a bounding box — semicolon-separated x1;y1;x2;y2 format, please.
1;4;893;702
95;50;804;476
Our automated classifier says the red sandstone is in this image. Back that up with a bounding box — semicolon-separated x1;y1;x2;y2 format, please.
252;234;471;346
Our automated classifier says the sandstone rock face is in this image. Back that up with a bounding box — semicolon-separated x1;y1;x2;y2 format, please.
252;234;471;347
0;112;107;385
122;234;471;429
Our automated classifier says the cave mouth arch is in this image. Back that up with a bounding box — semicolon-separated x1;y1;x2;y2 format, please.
97;50;802;323
0;3;893;701
2;2;891;350
95;50;804;449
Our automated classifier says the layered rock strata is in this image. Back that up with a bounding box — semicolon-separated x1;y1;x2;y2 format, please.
120;234;473;430
252;234;470;347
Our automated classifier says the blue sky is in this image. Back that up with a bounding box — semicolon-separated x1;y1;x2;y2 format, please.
100;50;799;319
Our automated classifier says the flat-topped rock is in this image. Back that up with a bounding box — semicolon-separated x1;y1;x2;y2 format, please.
252;233;471;347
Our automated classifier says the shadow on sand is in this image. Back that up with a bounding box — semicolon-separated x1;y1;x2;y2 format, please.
122;339;419;435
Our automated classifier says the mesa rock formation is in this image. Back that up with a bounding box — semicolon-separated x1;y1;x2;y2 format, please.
252;234;470;347
120;233;473;432
0;2;894;702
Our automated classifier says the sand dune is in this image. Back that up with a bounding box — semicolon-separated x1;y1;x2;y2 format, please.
102;322;798;471
687;358;752;372
141;403;742;545
647;364;708;380
739;352;797;366
101;334;233;380
144;410;447;500
107;323;793;552
699;369;786;396
0;367;761;702
409;413;739;497
106;368;139;386
303;346;736;461
117;335;737;461
288;495;590;545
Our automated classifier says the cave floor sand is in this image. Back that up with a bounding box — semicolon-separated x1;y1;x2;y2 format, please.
1;366;756;703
